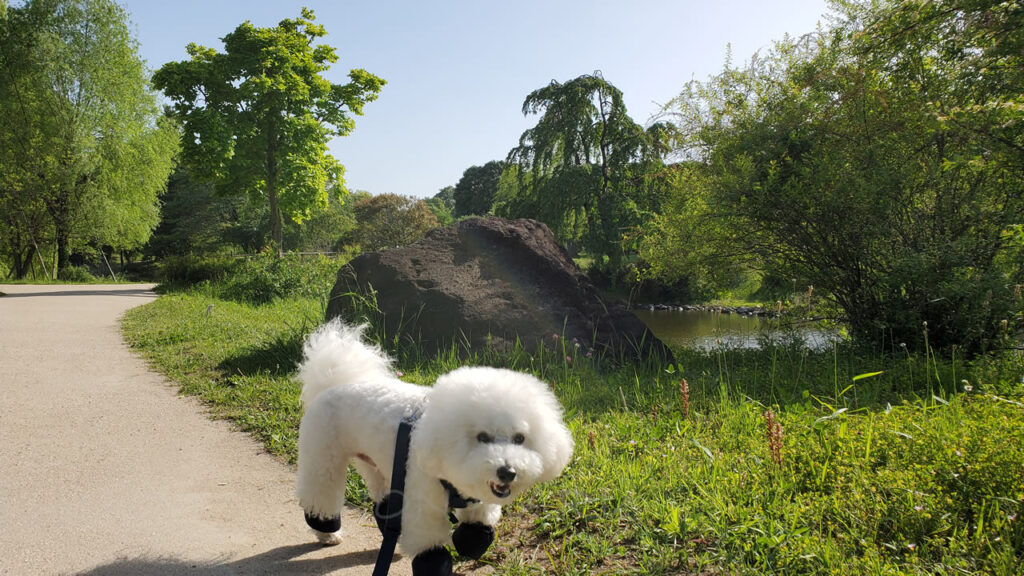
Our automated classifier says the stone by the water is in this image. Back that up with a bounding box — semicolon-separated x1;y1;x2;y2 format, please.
326;217;672;362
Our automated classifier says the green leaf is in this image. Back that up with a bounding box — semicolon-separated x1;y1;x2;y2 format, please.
852;371;885;381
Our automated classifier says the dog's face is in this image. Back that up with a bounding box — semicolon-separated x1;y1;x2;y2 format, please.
411;367;574;505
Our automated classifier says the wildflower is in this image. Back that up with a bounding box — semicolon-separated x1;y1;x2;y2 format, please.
551;333;559;340
962;380;972;392
914;505;924;512
907;543;916;551
565;356;572;363
1009;514;1017;522
395;370;404;378
679;379;691;419
764;408;783;465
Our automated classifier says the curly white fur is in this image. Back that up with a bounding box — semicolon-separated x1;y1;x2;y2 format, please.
295;319;574;557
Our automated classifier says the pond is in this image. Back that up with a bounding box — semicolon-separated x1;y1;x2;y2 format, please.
632;308;839;350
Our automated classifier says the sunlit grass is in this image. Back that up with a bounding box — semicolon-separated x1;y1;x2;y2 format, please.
122;280;1024;575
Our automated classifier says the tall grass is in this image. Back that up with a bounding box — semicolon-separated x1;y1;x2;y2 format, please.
121;259;1024;575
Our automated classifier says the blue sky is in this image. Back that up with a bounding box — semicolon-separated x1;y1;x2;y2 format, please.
123;0;833;199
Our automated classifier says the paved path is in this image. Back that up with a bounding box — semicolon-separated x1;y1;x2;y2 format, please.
0;284;412;576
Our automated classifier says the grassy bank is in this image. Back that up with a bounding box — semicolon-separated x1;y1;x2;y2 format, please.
121;264;1024;575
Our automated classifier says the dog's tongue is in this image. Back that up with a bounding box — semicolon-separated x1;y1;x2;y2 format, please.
489;482;511;498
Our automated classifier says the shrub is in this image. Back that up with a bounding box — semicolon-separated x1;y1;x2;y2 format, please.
219;254;339;305
57;265;96;282
157;255;236;286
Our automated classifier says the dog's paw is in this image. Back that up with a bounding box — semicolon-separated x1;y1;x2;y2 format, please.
304;510;342;546
452;522;495;559
411;547;452;576
313;530;342;546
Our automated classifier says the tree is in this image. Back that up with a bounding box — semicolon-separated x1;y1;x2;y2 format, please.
424;185;455;226
146;168;251;257
153;9;385;256
352;193;439;252
0;0;179;275
284;186;356;253
424;187;455;227
500;72;672;267
646;0;1023;354
433;185;455;212
855;0;1023;172
453;160;504;217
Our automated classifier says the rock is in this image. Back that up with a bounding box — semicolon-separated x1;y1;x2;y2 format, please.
326;217;672;362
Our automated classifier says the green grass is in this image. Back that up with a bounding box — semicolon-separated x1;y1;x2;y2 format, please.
121;273;1024;575
0;276;136;285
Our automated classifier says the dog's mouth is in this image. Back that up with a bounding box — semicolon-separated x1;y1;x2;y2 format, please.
489;481;512;498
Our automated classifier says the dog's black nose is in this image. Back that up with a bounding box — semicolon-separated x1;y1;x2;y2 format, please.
496;466;517;483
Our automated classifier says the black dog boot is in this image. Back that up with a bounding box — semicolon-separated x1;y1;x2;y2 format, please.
304;511;341;545
373;497;391;535
452;522;495;559
411;546;452;576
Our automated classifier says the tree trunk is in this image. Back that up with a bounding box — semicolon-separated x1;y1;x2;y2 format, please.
268;182;283;257
266;124;283;257
11;245;35;279
45;185;75;277
55;224;70;275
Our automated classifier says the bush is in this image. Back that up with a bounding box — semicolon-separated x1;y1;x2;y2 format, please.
219;254;340;305
157;255;236;286
57;265;96;282
121;259;159;282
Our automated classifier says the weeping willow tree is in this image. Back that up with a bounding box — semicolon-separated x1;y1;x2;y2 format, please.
498;72;674;269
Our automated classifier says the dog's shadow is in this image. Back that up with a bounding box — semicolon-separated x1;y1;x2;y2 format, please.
76;543;382;575
76;544;482;575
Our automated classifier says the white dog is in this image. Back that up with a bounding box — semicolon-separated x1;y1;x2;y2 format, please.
295;320;574;575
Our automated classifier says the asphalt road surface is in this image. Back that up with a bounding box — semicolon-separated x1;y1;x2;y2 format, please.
0;284;412;575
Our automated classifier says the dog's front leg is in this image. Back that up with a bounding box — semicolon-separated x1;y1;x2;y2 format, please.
451;503;500;559
400;475;455;576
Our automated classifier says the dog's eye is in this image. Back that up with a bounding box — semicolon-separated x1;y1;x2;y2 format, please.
513;433;526;445
476;432;494;444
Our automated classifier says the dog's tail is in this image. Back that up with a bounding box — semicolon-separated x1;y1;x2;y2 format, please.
297;319;394;407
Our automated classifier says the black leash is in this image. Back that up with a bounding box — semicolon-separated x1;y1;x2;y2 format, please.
371;410;481;576
372;415;415;576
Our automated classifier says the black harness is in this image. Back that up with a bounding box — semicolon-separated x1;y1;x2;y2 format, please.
372;412;479;576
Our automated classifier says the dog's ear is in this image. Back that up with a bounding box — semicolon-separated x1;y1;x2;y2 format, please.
536;413;574;483
528;379;574;483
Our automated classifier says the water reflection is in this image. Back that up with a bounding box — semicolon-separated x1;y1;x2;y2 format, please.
632;309;838;350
